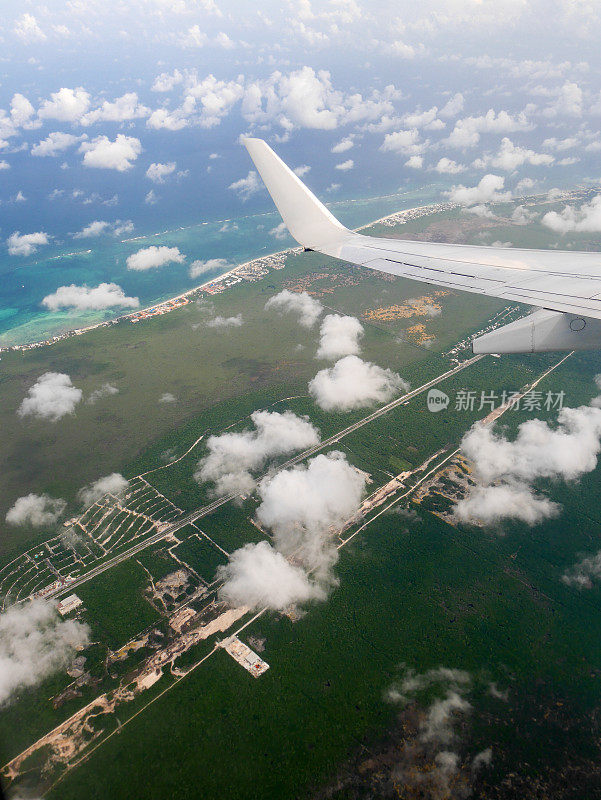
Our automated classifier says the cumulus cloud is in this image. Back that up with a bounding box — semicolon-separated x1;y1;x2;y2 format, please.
445;108;531;148
206;314;243;328
79;135;142;171
454;482;559;525
31;131;84;157
269;222;289;240
563;550;601;589
152;69;184;92
7;231;49;257
228;170;262;200
87;383;119;405
331;136;354;153
81;93;150;125
255;451;366;578
265;290;323;328
73;219;133;238
474;137;554;171
434;157;465;174
18;372;82;422
195;409;320;496
189;258;232;279
0;161;9;170
317;314;364;359
0;600;89;705
42;283;140;312
542;195;601;234
159;392;177;404
38;88;90;122
126;245;185;271
146;161;177;183
14;13;47;43
6;494;66;526
455;390;601;525
78;473;129;507
217;541;326;610
447;174;511;206
380;128;421;155
335;159;354;171
309;355;408;411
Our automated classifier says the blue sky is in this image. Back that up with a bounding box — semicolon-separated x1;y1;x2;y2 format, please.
0;0;600;338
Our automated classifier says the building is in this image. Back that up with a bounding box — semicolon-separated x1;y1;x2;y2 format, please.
57;594;82;616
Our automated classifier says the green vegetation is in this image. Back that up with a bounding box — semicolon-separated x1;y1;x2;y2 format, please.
76;561;162;649
171;531;228;583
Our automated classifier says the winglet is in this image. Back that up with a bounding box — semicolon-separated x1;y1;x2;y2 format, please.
243;138;348;250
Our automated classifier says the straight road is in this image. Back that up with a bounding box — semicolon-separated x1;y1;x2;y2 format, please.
47;353;485;600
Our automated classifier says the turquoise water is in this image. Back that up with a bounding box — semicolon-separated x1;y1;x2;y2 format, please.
0;185;442;347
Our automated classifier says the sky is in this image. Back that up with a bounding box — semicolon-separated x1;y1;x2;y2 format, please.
1;0;601;342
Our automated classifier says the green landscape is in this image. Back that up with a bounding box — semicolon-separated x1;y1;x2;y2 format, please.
4;196;601;799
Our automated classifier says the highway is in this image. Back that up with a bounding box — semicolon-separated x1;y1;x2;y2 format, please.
48;353;485;601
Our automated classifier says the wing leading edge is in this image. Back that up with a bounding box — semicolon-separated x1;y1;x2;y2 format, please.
244;137;601;352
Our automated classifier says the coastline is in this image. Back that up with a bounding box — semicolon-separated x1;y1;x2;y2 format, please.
0;199;474;355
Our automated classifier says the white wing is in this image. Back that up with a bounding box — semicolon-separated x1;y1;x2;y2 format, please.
244;137;601;353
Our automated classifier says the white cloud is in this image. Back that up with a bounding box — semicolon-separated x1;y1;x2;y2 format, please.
189;258;232;279
309;355;409;411
218;541;326;611
18;372;82;422
543;81;583;118
6;494;66;526
439;92;464;118
381;128;420;155
152;69;184;92
147;107;190;131
0;161;9;170
446;174;511;206
482;137;554;171
42;283;139;312
7;231;49;256
265;289;323;328
146;162;176;183
317;314;363;359
335;159;354;171
563;550;601;589
195;409;320;496
81;93;150;126
14;13;46;43
80;135;142;171
145;189;159;205
455;392;601;525
0;600;89;706
434;157;465;174
126;245;185;271
256;451;366;577
331;136;354;153
205;314;244;329
78;473;129;506
87;383;119;405
454;482;559;525
73;220;133;238
269;222;289;240
229;170;262;200
293;165;311;178
542;195;601;234
10;93;36;127
511;205;536;224
159;392;177;404
38;88;91;122
445;109;531;148
405;155;423;169
31;131;84;157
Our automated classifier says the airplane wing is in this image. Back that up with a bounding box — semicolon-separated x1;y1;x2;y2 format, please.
244;137;601;353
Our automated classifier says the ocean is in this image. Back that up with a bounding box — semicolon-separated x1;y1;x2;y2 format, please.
0;184;442;347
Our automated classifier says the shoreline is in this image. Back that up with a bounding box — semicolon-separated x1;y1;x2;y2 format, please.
0;191;565;355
